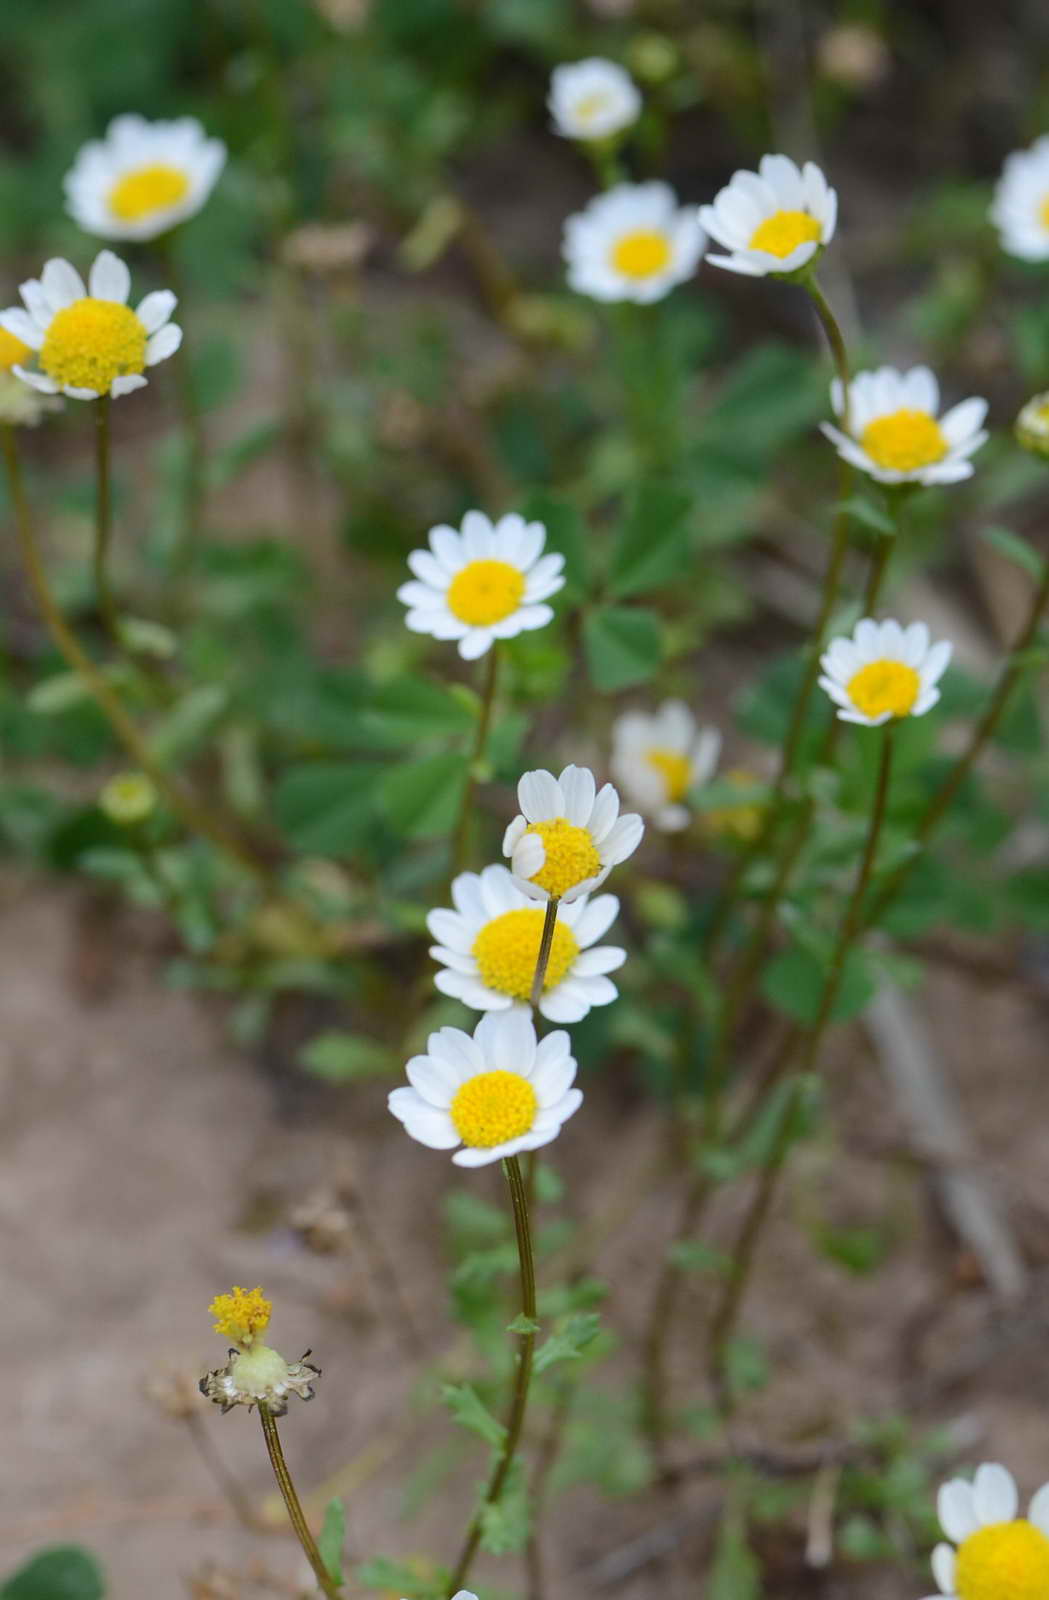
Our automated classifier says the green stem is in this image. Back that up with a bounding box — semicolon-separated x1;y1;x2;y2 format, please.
529;897;560;1010
92;395;122;649
450;643;500;880
447;1153;537;1597
702;278;854;956
705;727;896;1413
865;552;1049;928
2;425;269;884
258;1405;341;1599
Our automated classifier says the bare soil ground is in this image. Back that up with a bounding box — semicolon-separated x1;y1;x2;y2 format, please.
2;867;1048;1599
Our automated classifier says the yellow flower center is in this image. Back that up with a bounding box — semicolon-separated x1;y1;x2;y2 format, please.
209;1285;272;1347
574;92;610;123
860;408;947;473
645;747;692;803
108;163;191;222
611;228;673;279
1039;195;1049;229
522;818;602;898
472;908;579;1000
954;1520;1049;1600
847;658;920;720
446;559;525;626
40;299;147;393
748;209;822;259
0;328;30;372
450;1070;538;1148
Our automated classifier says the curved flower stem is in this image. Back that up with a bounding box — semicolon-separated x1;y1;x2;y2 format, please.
703;276;853;956
706;727;896;1414
3;425;270;885
864;550;1049;929
450;643;501;881
529;897;560;1009
447;1153;537;1597
259;1405;342;1599
92;395;123;650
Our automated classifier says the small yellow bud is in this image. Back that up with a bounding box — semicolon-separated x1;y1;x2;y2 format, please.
208;1285;271;1348
100;771;157;826
1015;393;1049;459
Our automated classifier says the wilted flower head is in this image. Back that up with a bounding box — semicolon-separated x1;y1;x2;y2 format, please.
201;1286;319;1416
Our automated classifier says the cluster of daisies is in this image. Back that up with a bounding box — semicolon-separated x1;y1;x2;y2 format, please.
0;113;225;418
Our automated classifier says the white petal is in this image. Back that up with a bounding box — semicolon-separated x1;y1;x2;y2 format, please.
110;374;148;397
931;1543;955;1595
136;289;177;334
518;769;563;822
1028;1481;1049;1536
89;250;130;303
588;783;620;842
558;764;596;826
405;1054;457;1107
600;812;644;866
973;1463;1017;1525
937;1480;979;1544
145;323;182;365
0;308;43;349
40;258;86;312
573;893;619;947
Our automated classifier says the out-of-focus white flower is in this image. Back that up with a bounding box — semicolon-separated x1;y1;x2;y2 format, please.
611;700;720;831
0;252;180;401
429;865;625;1024
548;59;641;141
563;182;705;303
389;1010;582;1168
700;154;836;277
990;136;1049;261
818;618;951;727
1016;391;1049;458
64;114;225;242
398;510;564;660
820;366;987;485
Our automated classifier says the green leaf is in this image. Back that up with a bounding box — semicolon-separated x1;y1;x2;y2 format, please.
274;762;382;854
27;672;95;714
299;1032;394;1082
318;1499;345;1586
358;678;475;748
608;480;691;598
533;1311;601;1374
520;490;588;601
355;1557;438;1598
709;1504;762;1600
1;1548;104;1600
667;1239;730;1274
479;1465;529;1554
583;605;661;691
120;617;178;659
149;685;229;763
835;494;897;538
506;1313;541;1334
379;751;468;838
762;944;875;1024
440;1383;507;1448
982;524;1047;582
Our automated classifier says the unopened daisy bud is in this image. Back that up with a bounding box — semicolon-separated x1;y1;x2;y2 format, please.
503;764;643;903
201;1286;320;1416
700;154;836;279
1016;393;1049;459
928;1461;1049;1600
100;770;157;826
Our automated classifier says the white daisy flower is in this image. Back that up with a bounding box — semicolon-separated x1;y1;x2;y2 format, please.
563;181;705;304
64;114;226;243
388;1009;582;1168
1016;391;1049;458
923;1462;1049;1600
699;154;837;278
548;59;642;142
818;618;951;727
990;136;1049;261
503;764;644;904
397;510;564;661
820;366;988;486
428;865;626;1024
610;700;721;832
0;252;181;401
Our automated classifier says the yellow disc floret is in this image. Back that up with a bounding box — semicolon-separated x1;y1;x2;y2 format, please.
954;1520;1049;1600
0;328;30;372
523;818;602;898
611;228;673;279
645;746;692;803
450;1070;538;1148
860;408;947;473
472;908;579;1000
447;559;526;626
575;92;610;125
40;299;147;393
749;209;822;259
847;659;920;720
209;1285;272;1348
109;163;191;223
